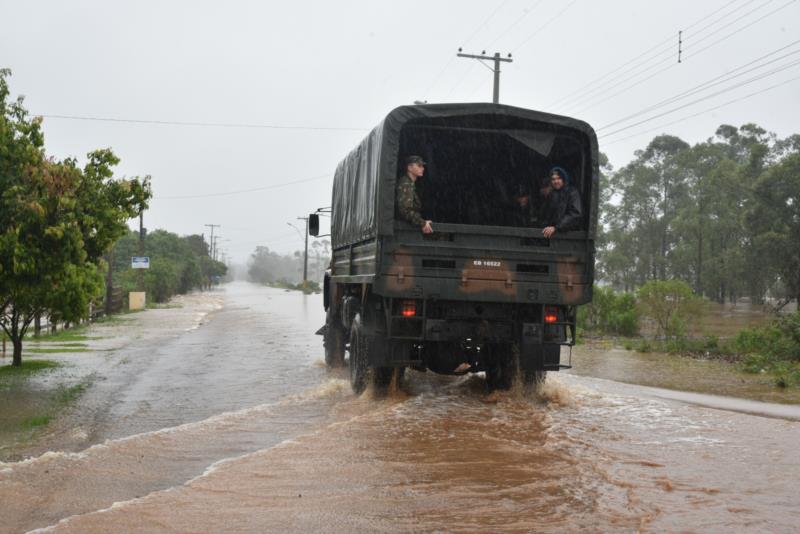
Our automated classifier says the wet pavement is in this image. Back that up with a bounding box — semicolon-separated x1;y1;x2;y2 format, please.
1;282;799;533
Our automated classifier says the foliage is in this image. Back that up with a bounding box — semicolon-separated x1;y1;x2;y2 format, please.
578;285;639;336
111;229;227;303
637;279;704;339
0;359;60;378
0;70;151;366
248;242;330;287
731;311;800;363
600;123;800;306
269;279;322;294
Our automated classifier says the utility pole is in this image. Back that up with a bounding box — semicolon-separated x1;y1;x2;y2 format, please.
204;224;220;260
138;211;145;291
299;216;309;289
105;250;114;316
212;235;222;262
456;49;513;104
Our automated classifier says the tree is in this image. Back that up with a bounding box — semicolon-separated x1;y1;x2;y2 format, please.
111;229;226;301
747;151;800;305
637;280;703;340
602;135;689;288
0;70;151;366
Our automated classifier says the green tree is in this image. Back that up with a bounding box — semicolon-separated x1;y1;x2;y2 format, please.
637;280;704;340
602;135;690;288
112;229;225;302
0;70;151;366
578;285;639;336
747;150;800;304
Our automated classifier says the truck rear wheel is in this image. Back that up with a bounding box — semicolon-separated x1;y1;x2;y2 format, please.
349;314;369;394
522;369;547;392
349;314;397;395
324;309;346;368
485;343;518;391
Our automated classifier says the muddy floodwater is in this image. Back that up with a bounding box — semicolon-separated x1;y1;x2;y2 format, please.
1;282;799;533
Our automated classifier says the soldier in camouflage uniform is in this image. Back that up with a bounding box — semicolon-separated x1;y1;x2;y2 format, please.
396;155;433;234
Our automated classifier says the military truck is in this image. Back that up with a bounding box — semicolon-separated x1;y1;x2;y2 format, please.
310;103;598;393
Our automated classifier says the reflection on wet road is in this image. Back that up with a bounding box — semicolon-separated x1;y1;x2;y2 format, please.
1;282;799;533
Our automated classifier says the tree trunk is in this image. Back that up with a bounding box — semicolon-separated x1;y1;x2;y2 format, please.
697;229;703;295
34;314;41;337
12;337;22;367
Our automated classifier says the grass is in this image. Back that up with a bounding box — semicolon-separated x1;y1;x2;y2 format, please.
57;383;87;404
0;364;91;438
27;327;88;342
20;415;52;429
93;314;131;325
0;359;61;378
147;302;183;309
26;347;89;354
9;383;90;433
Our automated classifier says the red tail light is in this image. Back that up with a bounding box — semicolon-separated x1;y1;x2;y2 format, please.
544;305;558;324
401;300;417;317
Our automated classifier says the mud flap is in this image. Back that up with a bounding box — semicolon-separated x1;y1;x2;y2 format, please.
367;337;420;367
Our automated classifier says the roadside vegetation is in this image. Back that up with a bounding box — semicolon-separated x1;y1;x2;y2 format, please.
247;244;329;294
0;69;151;367
579;282;800;388
0;358;91;454
584;122;800;389
110;229;227;303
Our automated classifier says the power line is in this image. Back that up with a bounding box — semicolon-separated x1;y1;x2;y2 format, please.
597;39;800;131
684;0;798;60
487;0;545;48
157;173;330;199
681;0;772;49
558;0;761;110
511;0;579;53
547;35;675;108
599;60;800;138
423;0;513;99
564;53;677;115
38;114;368;132
680;0;762;41
567;0;797;115
462;0;515;47
600;74;800;146
445;0;567;100
548;0;748;109
556;0;766;112
462;0;543;98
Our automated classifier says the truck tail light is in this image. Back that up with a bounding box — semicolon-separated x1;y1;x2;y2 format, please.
401;300;417;317
544;305;558;324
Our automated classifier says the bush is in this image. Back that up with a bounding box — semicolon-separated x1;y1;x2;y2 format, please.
578;286;640;336
637;279;704;340
732;311;800;362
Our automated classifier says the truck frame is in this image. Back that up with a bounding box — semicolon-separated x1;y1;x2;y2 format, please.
311;103;598;393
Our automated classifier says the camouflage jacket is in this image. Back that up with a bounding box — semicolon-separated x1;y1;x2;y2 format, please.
395;174;426;227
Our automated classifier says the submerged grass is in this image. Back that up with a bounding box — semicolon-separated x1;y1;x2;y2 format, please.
28;327;88;342
20;415;51;429
0;359;61;378
26;347;89;354
56;382;87;404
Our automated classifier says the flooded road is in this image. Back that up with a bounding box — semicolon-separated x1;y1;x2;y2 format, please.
1;282;799;533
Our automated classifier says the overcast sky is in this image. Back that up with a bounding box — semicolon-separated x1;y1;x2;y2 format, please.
3;0;799;263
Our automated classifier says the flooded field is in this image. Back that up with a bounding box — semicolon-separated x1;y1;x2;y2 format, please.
1;282;798;533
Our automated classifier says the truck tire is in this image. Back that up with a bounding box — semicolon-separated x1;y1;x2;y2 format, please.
522;369;546;391
349;314;369;394
485;343;518;391
324;309;346;368
349;314;398;395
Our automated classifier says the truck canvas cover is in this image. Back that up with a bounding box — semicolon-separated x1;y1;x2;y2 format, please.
331;103;599;248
